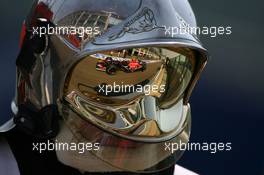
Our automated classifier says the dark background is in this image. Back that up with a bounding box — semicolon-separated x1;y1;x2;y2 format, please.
0;0;263;175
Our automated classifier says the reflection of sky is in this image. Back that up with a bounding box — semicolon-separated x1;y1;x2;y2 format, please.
0;0;263;175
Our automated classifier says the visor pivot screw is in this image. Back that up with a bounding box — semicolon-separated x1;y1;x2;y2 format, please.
20;117;25;123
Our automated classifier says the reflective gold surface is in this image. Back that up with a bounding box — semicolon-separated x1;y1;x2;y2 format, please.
64;47;195;107
62;47;195;141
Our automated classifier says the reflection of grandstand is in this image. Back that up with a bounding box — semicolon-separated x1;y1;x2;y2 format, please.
101;48;165;61
131;48;162;60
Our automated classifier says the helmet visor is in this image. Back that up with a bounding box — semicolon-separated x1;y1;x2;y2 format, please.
64;47;196;108
59;46;196;172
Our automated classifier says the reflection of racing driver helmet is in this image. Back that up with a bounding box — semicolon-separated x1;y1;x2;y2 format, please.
3;0;208;173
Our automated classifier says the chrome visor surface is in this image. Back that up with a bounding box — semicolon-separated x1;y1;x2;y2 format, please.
61;47;195;142
64;47;196;107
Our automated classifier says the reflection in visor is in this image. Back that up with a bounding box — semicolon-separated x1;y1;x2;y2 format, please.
59;47;195;172
64;47;195;107
62;47;195;142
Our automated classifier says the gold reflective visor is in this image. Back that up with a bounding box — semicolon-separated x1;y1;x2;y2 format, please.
64;47;196;108
60;47;198;142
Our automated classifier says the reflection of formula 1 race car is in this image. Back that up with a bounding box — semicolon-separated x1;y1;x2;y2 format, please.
96;57;147;75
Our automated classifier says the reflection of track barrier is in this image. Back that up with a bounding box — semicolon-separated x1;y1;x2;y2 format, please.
149;65;167;98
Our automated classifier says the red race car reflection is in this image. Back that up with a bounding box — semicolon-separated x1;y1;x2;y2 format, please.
96;56;147;75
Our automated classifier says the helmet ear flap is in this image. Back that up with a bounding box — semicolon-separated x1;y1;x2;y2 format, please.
16;18;51;74
14;18;60;140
